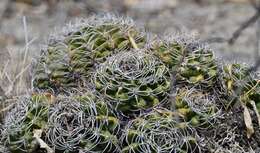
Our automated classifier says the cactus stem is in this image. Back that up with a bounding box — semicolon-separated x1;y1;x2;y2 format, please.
128;32;139;49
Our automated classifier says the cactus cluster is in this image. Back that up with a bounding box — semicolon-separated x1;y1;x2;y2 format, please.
1;14;260;153
33;15;146;93
1;93;120;153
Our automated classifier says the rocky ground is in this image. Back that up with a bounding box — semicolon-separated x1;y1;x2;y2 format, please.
0;0;259;97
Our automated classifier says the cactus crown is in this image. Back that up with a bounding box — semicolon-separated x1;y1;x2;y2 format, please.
151;36;217;88
1;95;50;152
33;14;146;94
93;50;171;117
122;108;200;153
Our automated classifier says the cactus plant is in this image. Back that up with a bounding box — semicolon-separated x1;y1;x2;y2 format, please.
46;93;120;153
33;14;146;93
33;43;76;91
121;108;200;153
1;92;120;153
1;94;50;153
93;50;171;117
151;38;218;88
221;64;249;96
173;87;220;128
221;64;260;110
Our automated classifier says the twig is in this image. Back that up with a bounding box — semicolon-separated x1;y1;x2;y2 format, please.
21;16;29;72
205;0;260;45
13;16;29;95
249;0;260;10
5;64;31;95
228;11;260;45
0;102;15;115
205;0;260;71
204;12;260;45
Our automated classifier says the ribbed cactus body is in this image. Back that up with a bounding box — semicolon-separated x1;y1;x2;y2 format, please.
152;41;185;69
152;40;217;87
46;93;120;153
174;88;220;127
33;15;146;93
33;43;76;91
1;94;50;153
93;50;171;116
122;108;198;153
1;93;120;153
67;21;146;64
240;76;260;111
221;64;260;111
222;64;249;95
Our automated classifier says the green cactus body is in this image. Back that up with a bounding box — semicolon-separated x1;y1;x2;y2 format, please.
240;76;260;113
67;21;146;66
46;94;120;153
222;64;249;95
122;108;198;153
33;43;76;91
93;50;171;117
33;15;146;93
152;41;185;69
174;88;219;128
1;94;50;153
151;40;217;87
221;64;260;110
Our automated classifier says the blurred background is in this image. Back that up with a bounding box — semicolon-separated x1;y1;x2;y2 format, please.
0;0;259;97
